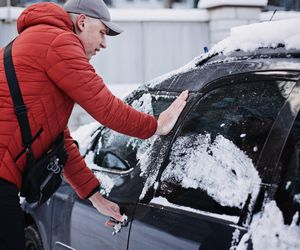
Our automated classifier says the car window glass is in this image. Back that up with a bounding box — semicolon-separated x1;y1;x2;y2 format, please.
92;93;176;170
275;112;300;225
157;80;296;217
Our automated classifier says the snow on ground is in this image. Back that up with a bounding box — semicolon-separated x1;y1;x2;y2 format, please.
237;201;300;250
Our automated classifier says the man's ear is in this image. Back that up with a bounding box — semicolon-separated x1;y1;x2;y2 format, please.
76;14;87;32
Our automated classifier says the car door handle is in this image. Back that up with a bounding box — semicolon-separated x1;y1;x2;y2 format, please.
110;215;128;235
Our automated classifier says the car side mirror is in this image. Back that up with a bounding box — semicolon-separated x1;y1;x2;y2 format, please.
102;152;130;171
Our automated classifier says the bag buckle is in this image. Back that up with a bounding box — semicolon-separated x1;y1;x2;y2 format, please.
25;146;34;163
15;105;27;115
47;156;62;174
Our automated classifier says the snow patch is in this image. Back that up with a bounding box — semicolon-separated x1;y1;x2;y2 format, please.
151;196;239;223
230;229;241;250
237;201;300;250
161;134;261;208
138;136;165;200
212;19;300;55
294;194;300;204
84;151;115;195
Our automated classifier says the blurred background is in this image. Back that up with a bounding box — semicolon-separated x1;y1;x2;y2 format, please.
0;0;299;130
1;0;300;10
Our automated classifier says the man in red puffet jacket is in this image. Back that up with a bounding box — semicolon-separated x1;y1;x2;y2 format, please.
0;0;188;249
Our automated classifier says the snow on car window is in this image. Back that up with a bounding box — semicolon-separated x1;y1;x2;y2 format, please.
161;133;261;208
86;93;176;198
104;93;154;150
126;93;154;149
138;136;171;200
236;201;300;250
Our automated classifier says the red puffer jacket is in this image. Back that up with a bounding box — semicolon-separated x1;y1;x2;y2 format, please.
0;3;157;198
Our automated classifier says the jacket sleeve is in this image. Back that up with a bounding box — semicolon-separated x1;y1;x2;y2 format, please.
63;127;100;199
45;32;157;139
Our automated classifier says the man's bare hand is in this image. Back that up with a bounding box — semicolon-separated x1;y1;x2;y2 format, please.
155;90;188;135
89;192;123;226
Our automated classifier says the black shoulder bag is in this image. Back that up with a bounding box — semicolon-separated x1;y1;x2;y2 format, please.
4;41;68;206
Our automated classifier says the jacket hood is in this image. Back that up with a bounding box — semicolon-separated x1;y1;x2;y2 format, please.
17;2;74;34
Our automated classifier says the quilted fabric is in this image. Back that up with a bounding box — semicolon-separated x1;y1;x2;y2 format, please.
0;3;157;198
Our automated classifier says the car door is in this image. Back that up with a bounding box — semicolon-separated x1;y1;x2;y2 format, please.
129;73;298;249
234;75;300;249
51;180;76;250
275;111;300;226
62;91;179;250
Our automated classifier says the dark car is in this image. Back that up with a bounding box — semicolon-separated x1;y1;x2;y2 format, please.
22;19;300;250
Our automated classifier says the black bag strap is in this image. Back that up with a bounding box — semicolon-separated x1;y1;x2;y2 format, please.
4;41;33;151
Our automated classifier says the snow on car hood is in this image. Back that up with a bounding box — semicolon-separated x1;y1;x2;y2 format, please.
148;18;300;88
236;201;300;250
161;134;261;209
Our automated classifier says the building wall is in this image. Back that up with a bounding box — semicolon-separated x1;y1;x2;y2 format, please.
0;8;209;85
91;20;209;84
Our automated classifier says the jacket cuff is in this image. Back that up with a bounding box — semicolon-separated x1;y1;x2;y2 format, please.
85;185;100;199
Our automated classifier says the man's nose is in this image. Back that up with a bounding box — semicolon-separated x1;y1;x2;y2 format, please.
100;38;106;49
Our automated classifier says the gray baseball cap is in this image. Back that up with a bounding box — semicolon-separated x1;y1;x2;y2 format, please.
64;0;123;36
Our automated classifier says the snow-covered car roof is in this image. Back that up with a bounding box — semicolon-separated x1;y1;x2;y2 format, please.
123;18;299;98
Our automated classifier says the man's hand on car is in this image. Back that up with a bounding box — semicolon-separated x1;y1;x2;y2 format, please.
89;192;123;226
88;90;188;227
155;90;189;135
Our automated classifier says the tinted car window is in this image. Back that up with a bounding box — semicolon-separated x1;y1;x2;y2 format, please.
93;93;176;171
276;112;300;224
158;79;296;217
